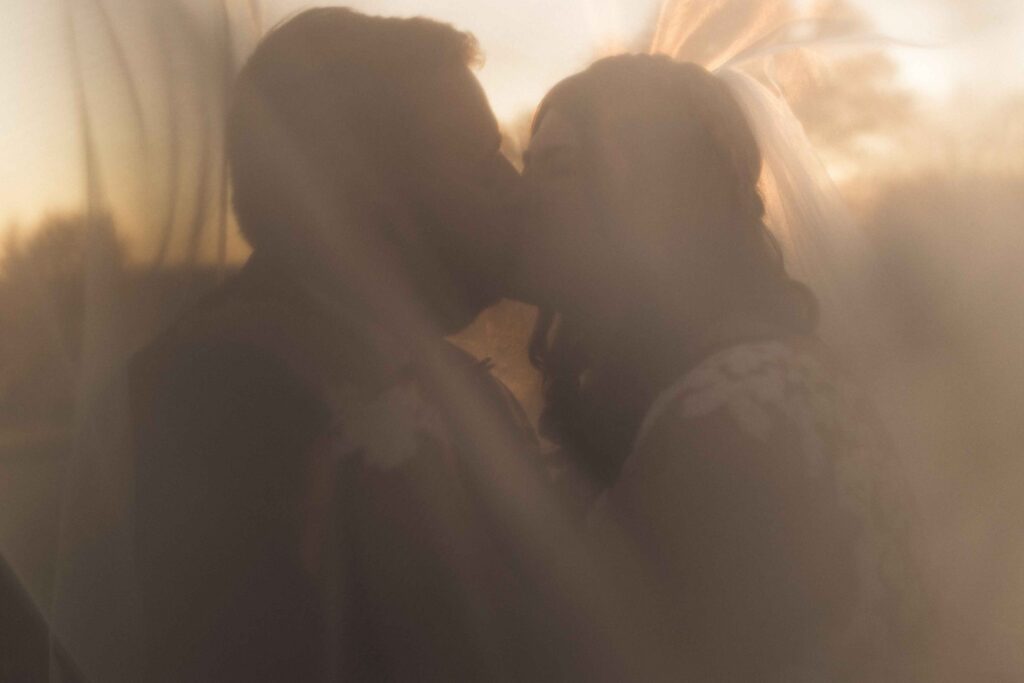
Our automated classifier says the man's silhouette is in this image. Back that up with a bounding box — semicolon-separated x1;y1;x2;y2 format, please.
130;9;542;681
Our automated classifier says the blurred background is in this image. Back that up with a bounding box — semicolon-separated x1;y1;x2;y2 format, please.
1;0;1022;678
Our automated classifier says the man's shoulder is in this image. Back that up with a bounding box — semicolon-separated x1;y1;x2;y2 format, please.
135;275;307;358
130;273;374;399
127;285;339;458
128;281;337;431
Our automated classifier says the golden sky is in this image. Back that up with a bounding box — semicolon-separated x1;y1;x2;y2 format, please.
1;0;1021;233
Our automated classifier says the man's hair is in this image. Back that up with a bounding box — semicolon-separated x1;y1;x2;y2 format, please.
226;7;480;251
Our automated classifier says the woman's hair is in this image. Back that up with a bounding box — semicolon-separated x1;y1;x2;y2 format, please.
529;55;818;485
226;7;480;252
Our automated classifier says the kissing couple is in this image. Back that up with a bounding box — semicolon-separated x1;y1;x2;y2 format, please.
128;7;930;682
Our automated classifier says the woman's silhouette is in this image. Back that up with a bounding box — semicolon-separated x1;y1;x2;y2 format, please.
520;55;931;681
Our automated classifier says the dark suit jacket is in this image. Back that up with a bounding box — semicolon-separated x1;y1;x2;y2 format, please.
130;256;547;682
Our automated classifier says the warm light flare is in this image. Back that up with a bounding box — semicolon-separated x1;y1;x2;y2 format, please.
649;0;790;70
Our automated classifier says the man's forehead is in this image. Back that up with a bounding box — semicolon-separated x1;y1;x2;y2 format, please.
416;66;499;148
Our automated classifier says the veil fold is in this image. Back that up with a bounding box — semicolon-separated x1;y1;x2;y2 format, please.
38;2;897;680
49;2;261;679
649;0;891;359
715;66;875;350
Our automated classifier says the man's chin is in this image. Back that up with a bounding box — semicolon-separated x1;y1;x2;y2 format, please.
496;254;563;309
499;273;554;310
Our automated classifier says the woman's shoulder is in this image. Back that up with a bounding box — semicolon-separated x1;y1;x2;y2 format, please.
636;336;864;451
619;334;907;512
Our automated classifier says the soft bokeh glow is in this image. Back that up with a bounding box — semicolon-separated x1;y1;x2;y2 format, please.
2;0;1022;233
1;2;1023;678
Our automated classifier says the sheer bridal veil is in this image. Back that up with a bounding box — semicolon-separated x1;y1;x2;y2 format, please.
48;2;261;680
40;1;892;680
649;0;889;358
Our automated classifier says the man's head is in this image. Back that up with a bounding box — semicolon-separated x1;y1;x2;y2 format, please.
227;8;522;332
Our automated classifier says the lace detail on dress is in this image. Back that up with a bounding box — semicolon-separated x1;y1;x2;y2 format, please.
626;339;928;673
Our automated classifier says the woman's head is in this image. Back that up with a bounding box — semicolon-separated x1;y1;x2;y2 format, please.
521;55;816;482
521;54;799;332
